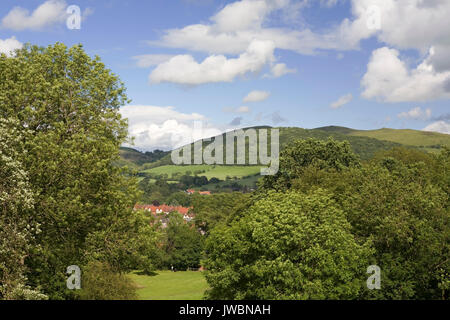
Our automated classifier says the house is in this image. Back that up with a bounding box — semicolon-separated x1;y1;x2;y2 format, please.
186;189;211;195
134;204;195;226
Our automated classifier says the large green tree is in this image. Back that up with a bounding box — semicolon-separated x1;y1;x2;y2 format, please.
0;43;155;299
288;148;450;299
204;190;373;300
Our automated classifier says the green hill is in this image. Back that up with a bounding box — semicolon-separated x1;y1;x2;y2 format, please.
121;126;450;170
312;126;450;153
119;147;169;166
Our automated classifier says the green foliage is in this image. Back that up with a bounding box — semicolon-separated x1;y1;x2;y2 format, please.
261;138;360;191
0;118;45;299
191;192;251;233
163;213;204;270
0;43;157;299
289;148;450;299
77;261;137;300
204;190;373;300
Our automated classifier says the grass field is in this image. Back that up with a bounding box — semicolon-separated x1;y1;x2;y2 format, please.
142;165;262;180
349;128;450;147
129;270;208;300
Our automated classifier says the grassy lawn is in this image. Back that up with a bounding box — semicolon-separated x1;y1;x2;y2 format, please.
142;164;262;180
129;270;208;300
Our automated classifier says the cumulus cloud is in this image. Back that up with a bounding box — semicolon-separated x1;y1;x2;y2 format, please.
330;93;353;109
150;0;450;63
0;36;23;56
243;90;270;103
422;121;450;135
1;0;68;31
142;0;450;88
397;107;431;120
269;63;297;77
132;54;175;68
149;40;275;85
361;47;450;102
150;0;364;57
120;105;222;151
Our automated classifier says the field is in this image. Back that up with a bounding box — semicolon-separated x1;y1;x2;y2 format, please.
129;271;208;300
142;164;262;180
348;128;450;148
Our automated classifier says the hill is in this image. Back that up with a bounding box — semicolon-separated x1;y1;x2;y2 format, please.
121;125;450;171
313;126;449;153
119;147;169;166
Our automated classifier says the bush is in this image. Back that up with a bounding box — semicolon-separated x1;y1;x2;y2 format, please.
77;261;137;300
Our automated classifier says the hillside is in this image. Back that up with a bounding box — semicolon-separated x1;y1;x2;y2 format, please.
121;125;450;173
315;126;449;147
119;147;169;166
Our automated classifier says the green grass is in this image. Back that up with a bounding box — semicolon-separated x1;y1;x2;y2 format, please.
348;128;450;148
128;270;208;300
142;165;261;180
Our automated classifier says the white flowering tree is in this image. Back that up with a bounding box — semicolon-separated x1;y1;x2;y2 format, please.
0;118;46;300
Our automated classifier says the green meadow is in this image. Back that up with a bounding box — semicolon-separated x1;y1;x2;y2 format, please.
142;164;261;180
129;271;208;300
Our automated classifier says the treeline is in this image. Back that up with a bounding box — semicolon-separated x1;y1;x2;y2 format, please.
137;174;252;205
201;139;450;300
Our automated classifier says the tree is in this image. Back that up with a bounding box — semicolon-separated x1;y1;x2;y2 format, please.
163;213;204;270
0;43;155;299
286;150;450;299
191;192;251;233
204;190;373;300
0;119;46;299
260;138;360;191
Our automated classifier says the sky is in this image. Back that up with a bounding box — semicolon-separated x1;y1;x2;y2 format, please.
0;0;449;151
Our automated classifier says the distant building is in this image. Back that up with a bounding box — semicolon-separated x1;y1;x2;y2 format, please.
186;189;211;195
134;204;194;227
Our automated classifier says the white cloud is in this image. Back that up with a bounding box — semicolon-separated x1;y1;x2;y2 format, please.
150;0;450;63
243;90;270;102
1;0;68;31
151;0;360;56
0;36;23;56
330;93;353;109
149;40;275;85
361;47;450;102
120;105;222;151
223;106;251;113
132;54;175;68
422;121;450;135
269;63;296;77
397;107;431;120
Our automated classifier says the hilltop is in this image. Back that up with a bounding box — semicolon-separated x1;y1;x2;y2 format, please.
120;126;449;189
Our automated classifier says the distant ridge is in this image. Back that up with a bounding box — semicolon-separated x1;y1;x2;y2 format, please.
313;126;356;134
120;126;450;167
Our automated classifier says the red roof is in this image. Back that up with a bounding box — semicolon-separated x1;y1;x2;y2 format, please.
134;204;192;216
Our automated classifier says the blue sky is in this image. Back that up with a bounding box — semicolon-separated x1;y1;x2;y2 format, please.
0;0;449;150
